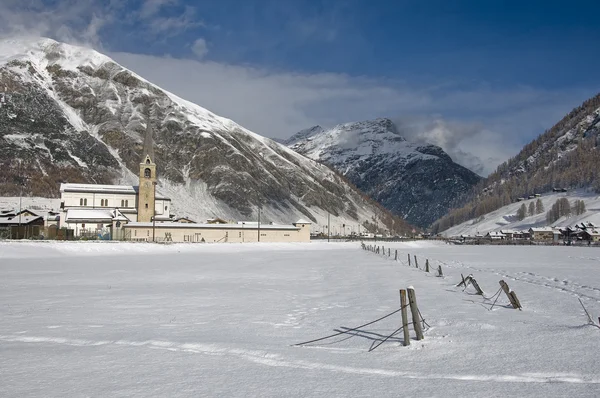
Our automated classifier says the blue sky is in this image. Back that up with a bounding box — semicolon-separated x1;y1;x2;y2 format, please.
1;0;599;175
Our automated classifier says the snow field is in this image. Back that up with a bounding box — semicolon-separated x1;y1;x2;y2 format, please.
1;241;599;397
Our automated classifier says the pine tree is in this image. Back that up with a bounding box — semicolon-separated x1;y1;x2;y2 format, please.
535;198;544;214
517;203;527;221
528;201;535;217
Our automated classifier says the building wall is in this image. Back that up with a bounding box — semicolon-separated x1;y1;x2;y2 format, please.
124;225;310;243
61;191;138;209
532;231;554;240
63;221;112;237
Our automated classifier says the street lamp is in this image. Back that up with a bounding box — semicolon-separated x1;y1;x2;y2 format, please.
257;207;261;242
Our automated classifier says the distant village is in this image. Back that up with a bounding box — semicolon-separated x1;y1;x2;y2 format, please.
451;222;600;245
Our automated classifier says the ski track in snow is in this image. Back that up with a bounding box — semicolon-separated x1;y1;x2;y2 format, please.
1;334;598;385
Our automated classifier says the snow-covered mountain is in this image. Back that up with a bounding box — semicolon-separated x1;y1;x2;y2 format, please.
0;37;411;233
433;92;600;233
285;118;482;227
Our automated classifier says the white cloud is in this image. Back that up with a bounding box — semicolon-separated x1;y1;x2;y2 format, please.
191;38;208;59
110;51;594;176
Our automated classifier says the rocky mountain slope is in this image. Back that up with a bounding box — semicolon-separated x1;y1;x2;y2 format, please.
0;37;410;234
433;93;600;233
285;118;482;227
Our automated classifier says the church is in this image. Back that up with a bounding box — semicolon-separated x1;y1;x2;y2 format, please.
59;123;172;239
58;123;310;243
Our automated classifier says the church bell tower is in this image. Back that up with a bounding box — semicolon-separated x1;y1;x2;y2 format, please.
138;119;157;223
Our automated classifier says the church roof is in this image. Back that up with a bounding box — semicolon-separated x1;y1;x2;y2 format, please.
64;209;115;223
294;218;312;224
60;183;136;194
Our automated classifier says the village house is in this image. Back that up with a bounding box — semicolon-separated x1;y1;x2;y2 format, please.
581;229;600;243
528;227;556;241
486;231;505;240
0;208;45;239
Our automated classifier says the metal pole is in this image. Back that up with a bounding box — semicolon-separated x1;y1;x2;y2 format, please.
18;160;22;238
258;207;261;242
327;212;330;243
152;182;156;242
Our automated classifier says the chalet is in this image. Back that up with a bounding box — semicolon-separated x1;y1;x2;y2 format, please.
486;231;505;240
529;227;555;241
0;209;45;239
581;229;600;242
500;229;521;240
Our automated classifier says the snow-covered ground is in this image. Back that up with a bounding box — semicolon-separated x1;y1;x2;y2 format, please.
444;190;600;237
1;241;599;397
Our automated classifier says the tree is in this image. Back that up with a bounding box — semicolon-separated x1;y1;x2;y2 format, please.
572;199;586;215
535;198;544;214
528;201;536;217
517;203;527;221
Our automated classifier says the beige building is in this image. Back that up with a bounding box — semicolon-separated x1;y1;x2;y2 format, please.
123;219;311;243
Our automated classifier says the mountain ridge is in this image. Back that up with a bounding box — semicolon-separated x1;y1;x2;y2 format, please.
285;118;482;227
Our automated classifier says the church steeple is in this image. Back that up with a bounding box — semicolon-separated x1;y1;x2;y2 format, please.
141;116;155;163
137;118;157;223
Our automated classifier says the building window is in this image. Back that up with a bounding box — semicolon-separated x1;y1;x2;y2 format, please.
82;223;86;229
145;203;148;209
120;200;124;207
146;158;151;165
147;230;150;237
165;206;168;211
100;199;104;206
239;232;242;238
79;198;83;206
144;168;151;178
125;200;128;207
84;198;87;206
134;230;137;236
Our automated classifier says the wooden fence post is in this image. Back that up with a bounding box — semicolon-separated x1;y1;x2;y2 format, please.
470;277;484;295
395;250;398;261
414;255;418;268
437;265;443;277
499;280;522;309
399;289;410;346
425;259;430;272
407;287;424;340
408;254;411;266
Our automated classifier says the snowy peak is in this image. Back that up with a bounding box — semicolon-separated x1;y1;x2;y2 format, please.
0;37;112;72
286;118;481;227
287;118;435;167
285;125;324;146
